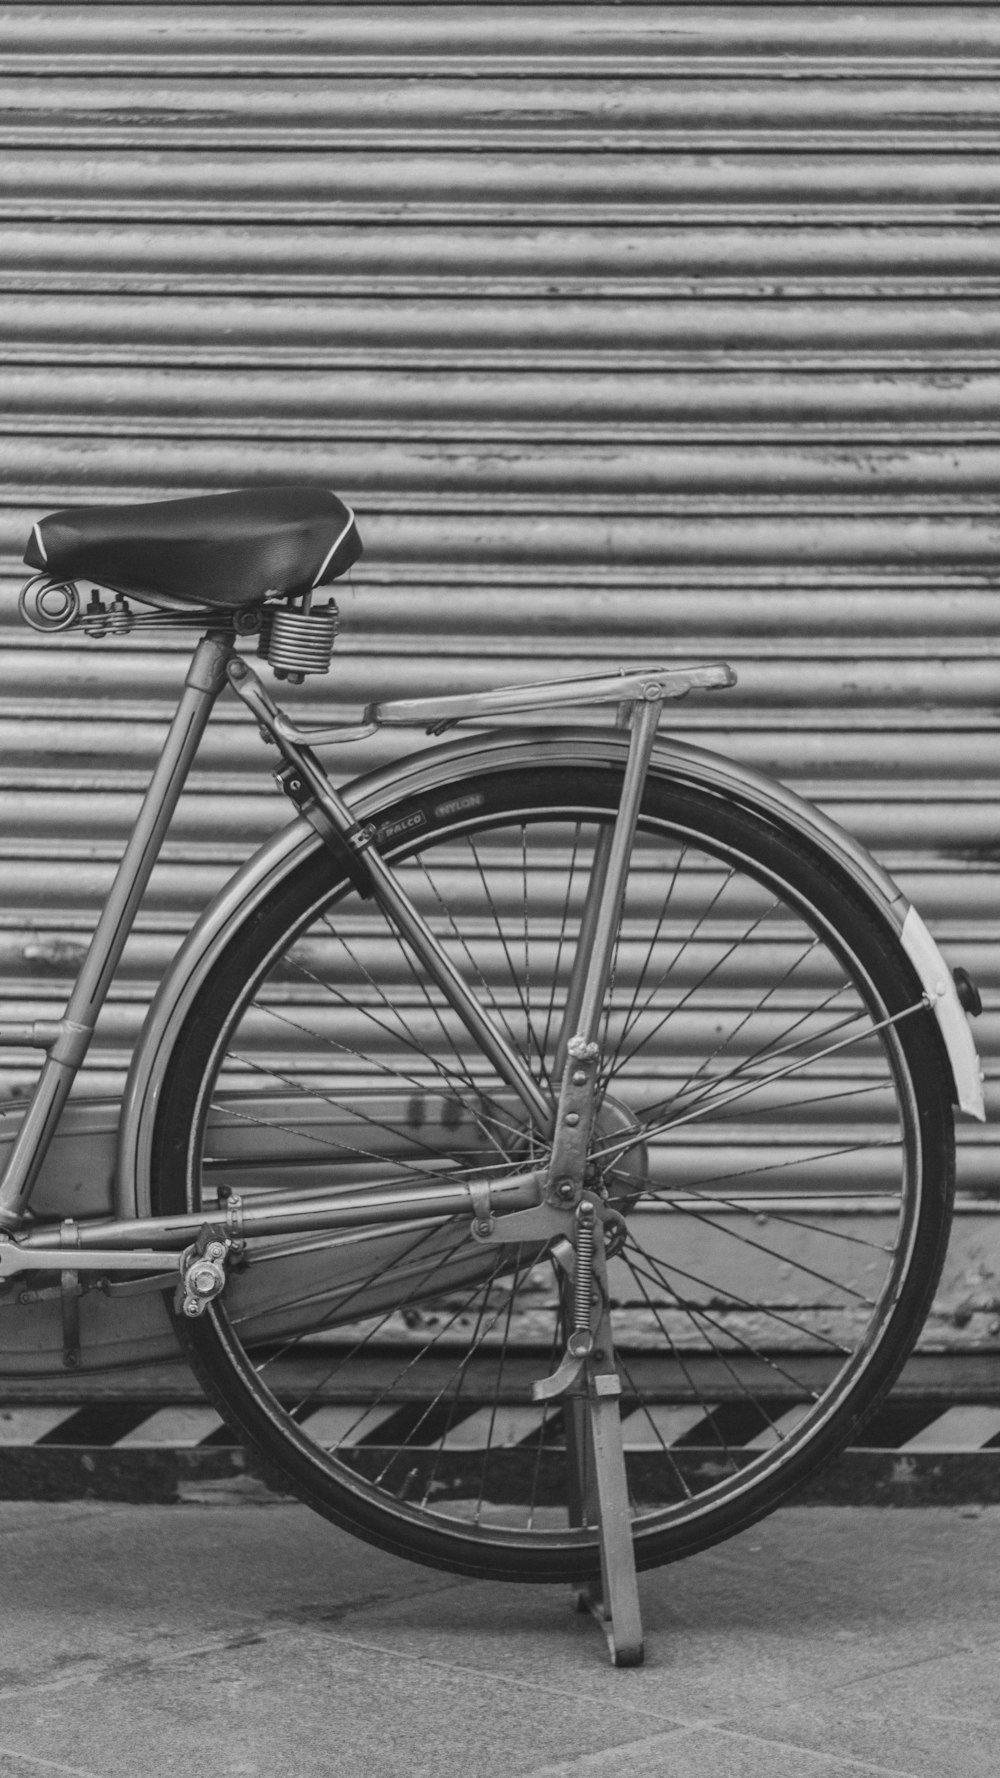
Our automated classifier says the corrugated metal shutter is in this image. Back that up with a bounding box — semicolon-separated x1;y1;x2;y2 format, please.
0;3;997;1234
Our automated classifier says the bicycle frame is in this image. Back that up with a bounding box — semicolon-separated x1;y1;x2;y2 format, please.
0;630;743;1285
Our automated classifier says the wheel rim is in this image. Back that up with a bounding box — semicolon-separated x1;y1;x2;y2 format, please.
174;776;936;1566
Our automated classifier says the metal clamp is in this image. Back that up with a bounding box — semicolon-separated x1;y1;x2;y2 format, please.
467;1179;495;1239
59;1217;82;1369
546;1048;601;1209
176;1230;231;1319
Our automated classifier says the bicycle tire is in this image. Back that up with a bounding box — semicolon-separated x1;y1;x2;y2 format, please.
150;758;954;1581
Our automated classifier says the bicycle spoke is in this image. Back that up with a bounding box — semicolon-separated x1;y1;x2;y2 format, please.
475;1244;525;1523
615;1348;696;1502
607;1157;900;1254
620;1249;746;1472
242;1215;477;1372
624;1237;854;1359
418;1269;506;1507
410;844;539;1085
603;864;747;1081
466;835;552;1087
217;1044;517;1192
596;1000;926;1163
539;820;587;1067
610;843;687;1063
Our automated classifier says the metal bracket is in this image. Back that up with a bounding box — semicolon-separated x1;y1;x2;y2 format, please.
546;1046;600;1210
176;1227;232;1319
468;1198;574;1246
54;1216;81;1365
60;1268;82;1369
59;1218;82;1369
272;759;374;898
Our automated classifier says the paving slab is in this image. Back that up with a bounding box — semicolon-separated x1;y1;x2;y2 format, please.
0;1499;998;1776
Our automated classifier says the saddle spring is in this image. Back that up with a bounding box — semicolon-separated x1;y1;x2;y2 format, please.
19;575;81;632
258;597;339;683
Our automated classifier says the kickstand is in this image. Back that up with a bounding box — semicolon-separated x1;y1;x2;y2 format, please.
564;1234;644;1667
570;1365;644;1666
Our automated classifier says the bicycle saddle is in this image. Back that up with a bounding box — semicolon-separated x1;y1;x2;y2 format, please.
23;487;362;608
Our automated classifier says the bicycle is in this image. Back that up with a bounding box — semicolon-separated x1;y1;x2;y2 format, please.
0;485;985;1662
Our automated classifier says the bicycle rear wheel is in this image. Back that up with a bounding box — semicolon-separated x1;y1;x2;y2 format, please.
151;758;954;1580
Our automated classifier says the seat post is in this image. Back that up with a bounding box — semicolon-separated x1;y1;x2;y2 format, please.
0;630;235;1230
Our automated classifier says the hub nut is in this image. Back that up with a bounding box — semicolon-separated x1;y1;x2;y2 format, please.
176;1241;229;1320
188;1259;224;1297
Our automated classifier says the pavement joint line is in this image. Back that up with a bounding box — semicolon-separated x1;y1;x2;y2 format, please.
822;1633;999;1693
314;1626;692;1722
514;1720;927;1778
512;1725;741;1778
706;1720;932;1778
0;1745;104;1778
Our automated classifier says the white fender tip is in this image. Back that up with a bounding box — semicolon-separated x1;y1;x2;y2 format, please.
901;906;986;1121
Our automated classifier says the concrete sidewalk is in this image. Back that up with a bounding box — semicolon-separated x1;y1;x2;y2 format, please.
0;1491;998;1777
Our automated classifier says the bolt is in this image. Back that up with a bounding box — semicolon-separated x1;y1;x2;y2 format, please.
572;1070;587;1086
565;1112;579;1127
204;1242;226;1263
554;1178;577;1202
188;1263;219;1296
182;1298;203;1318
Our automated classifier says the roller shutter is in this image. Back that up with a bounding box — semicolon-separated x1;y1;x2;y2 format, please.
0;7;997;1316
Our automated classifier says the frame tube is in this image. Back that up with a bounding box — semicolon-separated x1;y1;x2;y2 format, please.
568;695;663;1049
4;1163;544;1263
0;632;234;1230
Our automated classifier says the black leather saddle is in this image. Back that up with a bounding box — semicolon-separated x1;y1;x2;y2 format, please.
23;487;362;609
